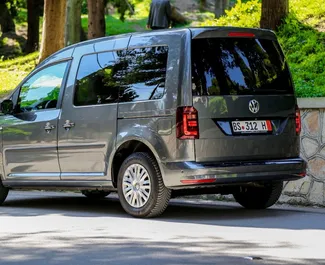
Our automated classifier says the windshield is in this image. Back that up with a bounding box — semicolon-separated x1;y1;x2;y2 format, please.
192;38;294;96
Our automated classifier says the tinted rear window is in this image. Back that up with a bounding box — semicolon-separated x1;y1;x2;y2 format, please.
192;38;293;96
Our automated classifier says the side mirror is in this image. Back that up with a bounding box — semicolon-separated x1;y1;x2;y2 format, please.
1;99;14;115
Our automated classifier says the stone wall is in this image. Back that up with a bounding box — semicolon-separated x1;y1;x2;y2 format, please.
280;98;325;206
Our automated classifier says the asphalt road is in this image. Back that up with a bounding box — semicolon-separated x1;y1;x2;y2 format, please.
1;191;325;265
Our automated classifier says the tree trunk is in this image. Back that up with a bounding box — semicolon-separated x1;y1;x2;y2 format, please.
80;26;87;41
65;0;82;46
215;0;229;18
87;0;106;39
260;0;289;30
0;2;16;33
39;0;67;62
26;0;40;53
199;0;207;11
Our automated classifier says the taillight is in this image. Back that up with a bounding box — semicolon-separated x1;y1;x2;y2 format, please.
176;106;199;139
296;106;301;134
228;32;255;37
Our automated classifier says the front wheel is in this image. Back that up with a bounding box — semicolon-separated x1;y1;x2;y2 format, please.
117;152;171;218
233;181;283;209
0;182;9;205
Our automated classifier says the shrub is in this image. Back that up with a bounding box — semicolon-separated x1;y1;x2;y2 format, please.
199;0;260;28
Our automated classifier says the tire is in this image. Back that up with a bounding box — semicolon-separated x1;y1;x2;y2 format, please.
81;190;110;200
233;181;283;209
117;152;171;218
0;182;9;205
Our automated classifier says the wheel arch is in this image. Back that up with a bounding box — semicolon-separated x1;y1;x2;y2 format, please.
109;138;164;188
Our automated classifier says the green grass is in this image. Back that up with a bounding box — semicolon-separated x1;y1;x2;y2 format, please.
81;14;147;36
0;52;38;98
200;0;325;98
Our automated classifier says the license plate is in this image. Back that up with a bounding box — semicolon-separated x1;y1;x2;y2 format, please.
232;120;272;133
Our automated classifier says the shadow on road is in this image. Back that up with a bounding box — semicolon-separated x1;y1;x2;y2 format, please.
0;192;325;230
2;191;325;231
163;200;325;230
0;233;320;265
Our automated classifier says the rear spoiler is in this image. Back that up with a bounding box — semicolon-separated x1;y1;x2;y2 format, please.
190;27;277;40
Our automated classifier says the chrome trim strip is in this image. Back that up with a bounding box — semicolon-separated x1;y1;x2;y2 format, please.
61;172;105;177
60;172;106;181
3;180;114;189
7;173;60;179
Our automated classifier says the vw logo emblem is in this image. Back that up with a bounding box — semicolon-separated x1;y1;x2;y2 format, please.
249;100;260;114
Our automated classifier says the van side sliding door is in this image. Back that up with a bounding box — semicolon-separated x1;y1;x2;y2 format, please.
57;38;129;183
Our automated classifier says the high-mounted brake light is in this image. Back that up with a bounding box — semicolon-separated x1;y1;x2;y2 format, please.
296;106;301;135
228;32;255;37
176;106;199;139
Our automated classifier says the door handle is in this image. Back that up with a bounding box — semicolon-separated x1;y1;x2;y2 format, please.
44;122;55;133
63;120;75;131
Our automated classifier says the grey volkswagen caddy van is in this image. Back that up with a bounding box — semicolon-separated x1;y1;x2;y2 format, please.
0;27;306;218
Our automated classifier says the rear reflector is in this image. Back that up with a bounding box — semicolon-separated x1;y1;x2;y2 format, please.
228;32;255;37
180;179;216;184
176;106;199;139
295;107;301;134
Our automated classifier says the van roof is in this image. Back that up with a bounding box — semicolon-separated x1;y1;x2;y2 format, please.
39;27;276;68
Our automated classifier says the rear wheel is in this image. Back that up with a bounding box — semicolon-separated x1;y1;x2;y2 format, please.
0;182;9;205
81;190;110;200
117;152;171;218
233;181;283;209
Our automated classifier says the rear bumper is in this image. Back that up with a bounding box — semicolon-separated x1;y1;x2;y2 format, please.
161;158;307;189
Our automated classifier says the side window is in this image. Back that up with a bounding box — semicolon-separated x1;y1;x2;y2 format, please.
74;46;168;106
18;62;68;112
119;46;169;103
74;52;121;106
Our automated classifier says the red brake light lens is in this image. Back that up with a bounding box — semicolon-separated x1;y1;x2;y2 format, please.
295;107;301;134
180;179;216;184
228;32;255;37
177;107;199;139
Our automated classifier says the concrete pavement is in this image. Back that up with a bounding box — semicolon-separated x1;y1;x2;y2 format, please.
1;191;325;265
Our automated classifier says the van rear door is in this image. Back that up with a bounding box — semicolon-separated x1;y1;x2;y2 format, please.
190;29;300;162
